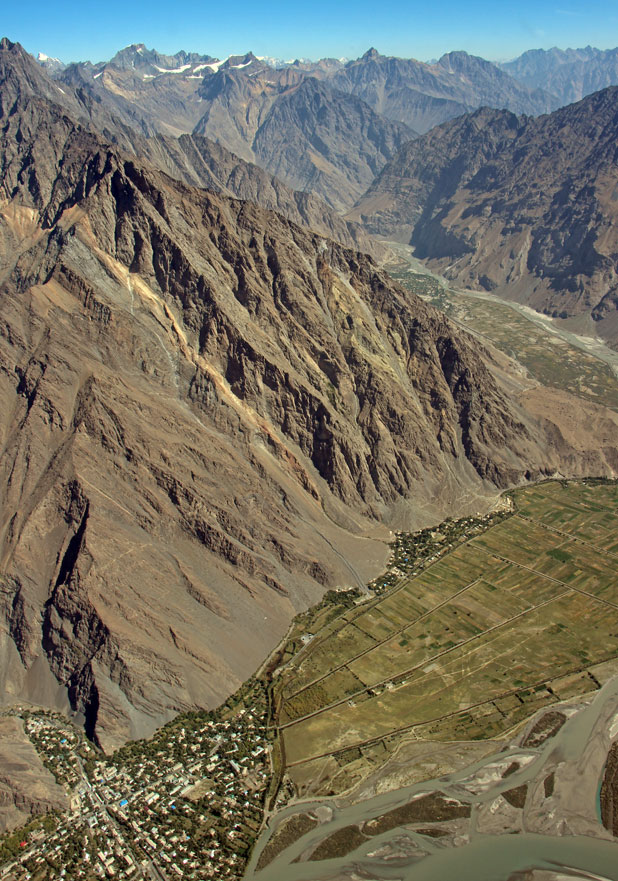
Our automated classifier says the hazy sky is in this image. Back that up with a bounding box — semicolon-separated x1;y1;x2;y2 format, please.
5;0;618;64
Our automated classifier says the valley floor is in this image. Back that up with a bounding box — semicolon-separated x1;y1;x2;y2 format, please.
246;478;618;881
3;479;618;881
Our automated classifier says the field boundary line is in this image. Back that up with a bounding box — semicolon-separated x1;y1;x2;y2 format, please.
285;652;618;767
470;543;618;612
279;589;571;730
515;513;618;561
281;578;483;701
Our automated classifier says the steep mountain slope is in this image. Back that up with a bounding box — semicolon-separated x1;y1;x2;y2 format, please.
105;43;217;74
192;66;305;161
36;52;65;74
4;74;612;749
2;39;380;258
350;89;618;344
0;37;163;147
193;72;414;210
502;46;618;106
53;43;225;137
331;48;558;132
34;41;561;210
48;43;557;144
136;133;385;257
57;60;208;138
39;40;414;213
54;50;275;140
0;718;68;832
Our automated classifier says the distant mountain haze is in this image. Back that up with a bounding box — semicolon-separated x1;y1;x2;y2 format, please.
2;37;615;746
501;46;618;106
35;41;618;203
350;88;618;345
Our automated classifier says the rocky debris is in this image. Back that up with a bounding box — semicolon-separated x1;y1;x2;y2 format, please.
350;87;618;344
0;718;68;833
1;63;617;751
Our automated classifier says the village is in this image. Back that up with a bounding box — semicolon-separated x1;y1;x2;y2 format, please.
0;506;520;881
0;699;270;881
367;508;510;595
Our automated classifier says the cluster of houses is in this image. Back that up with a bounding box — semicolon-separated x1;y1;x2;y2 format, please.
369;512;500;594
1;704;271;880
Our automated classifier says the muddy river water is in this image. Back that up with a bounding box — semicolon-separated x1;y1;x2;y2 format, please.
245;673;618;881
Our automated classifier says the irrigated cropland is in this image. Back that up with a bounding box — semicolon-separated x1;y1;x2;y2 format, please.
274;480;618;798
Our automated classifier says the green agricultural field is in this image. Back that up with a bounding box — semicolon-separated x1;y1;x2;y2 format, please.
387;264;618;412
276;481;618;794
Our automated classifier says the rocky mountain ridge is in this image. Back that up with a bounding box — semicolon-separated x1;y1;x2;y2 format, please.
502;45;618;106
1;39;381;258
331;47;558;132
32;41;566;204
349;87;618;344
30;42;412;211
3;61;615;748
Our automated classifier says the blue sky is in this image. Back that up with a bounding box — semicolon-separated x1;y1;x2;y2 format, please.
5;0;618;64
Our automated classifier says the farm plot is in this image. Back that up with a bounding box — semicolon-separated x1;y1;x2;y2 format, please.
277;481;618;790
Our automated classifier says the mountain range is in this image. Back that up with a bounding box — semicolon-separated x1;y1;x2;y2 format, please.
2;37;616;750
350;87;618;344
34;42;575;209
329;47;558;131
501;45;618;106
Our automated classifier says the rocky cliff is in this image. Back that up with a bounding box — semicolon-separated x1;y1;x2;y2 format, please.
1;64;616;750
350;89;618;344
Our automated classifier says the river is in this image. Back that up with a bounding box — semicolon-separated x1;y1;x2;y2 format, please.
245;665;618;881
385;242;618;380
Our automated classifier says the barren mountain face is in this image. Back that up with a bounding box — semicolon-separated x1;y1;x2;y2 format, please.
0;718;67;832
0;39;382;260
502;46;618;106
193;72;415;211
332;48;558;132
47;44;415;212
350;89;618;344
1;40;617;753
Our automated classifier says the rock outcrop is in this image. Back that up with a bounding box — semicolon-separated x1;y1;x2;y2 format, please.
350;88;618;344
1;55;617;751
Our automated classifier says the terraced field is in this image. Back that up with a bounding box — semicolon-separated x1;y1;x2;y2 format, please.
276;481;618;796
